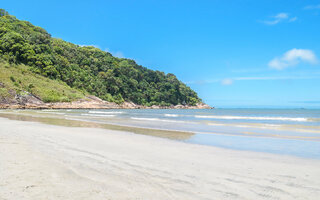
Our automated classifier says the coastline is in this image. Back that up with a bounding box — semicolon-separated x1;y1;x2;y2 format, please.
0;95;213;109
1;117;320;199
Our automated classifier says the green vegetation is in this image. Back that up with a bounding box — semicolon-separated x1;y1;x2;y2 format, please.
0;62;84;102
0;9;201;106
0;9;8;17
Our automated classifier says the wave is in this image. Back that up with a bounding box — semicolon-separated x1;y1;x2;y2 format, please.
195;115;309;122
131;117;160;121
207;123;227;126
130;117;191;124
207;122;281;128
89;111;124;114
81;114;116;117
37;111;65;115
164;114;179;117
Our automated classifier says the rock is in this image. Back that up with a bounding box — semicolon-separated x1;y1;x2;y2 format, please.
174;105;185;109
120;101;138;109
15;92;43;105
194;102;213;109
0;92;213;109
151;105;161;109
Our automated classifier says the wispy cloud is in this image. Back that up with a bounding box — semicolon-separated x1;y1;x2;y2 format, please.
304;4;320;10
221;78;233;85
269;48;318;70
78;45;125;58
105;48;124;58
289;17;297;22
113;51;124;58
230;68;269;73
187;75;320;85
290;100;320;104
261;13;297;25
233;76;315;80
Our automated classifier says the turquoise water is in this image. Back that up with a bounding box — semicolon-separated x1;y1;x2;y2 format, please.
2;108;320;159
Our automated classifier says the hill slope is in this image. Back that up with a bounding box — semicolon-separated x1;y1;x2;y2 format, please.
0;62;84;105
0;9;205;107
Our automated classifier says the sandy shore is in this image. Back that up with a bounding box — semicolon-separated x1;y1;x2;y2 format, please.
0;117;320;200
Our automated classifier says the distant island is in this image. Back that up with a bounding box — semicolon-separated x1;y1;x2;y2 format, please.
0;9;210;109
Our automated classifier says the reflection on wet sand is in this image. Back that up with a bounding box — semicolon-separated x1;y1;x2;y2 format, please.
241;131;320;141
0;113;194;140
2;109;320;142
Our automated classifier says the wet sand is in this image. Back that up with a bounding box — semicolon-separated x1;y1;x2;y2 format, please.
1;117;320;199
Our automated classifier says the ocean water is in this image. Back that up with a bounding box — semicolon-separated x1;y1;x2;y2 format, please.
1;108;320;159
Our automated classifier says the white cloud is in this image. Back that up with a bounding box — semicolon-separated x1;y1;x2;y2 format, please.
221;78;233;85
304;4;320;10
269;49;318;70
261;13;297;25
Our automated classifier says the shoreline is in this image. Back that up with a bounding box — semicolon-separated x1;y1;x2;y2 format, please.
2;109;320;159
0;95;213;109
1;117;320;199
0;103;212;110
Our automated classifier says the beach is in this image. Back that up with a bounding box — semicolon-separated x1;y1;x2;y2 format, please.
1;116;320;200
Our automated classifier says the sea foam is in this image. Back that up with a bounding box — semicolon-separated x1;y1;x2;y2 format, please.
81;114;116;117
130;117;190;124
194;115;308;122
89;111;124;114
164;114;179;117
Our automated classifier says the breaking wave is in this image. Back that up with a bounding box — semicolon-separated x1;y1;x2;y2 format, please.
89;111;124;114
194;115;309;122
81;114;116;117
130;117;190;124
164;114;180;117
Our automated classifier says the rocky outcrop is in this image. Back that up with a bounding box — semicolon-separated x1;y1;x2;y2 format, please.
144;102;212;109
0;94;213;109
15;93;43;105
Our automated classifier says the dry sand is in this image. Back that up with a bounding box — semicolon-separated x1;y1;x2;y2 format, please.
0;117;320;200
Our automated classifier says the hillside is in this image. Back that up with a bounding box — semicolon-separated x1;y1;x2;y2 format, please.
0;9;206;108
0;62;84;104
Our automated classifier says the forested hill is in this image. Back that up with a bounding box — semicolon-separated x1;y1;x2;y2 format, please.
0;9;202;106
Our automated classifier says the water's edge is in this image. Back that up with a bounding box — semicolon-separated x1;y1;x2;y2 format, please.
1;108;319;159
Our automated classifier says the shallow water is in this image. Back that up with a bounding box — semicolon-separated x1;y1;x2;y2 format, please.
1;108;320;159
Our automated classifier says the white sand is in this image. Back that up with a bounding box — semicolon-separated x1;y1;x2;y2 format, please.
0;117;320;200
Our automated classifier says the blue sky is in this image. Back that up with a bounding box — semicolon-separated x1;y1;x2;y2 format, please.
3;0;320;108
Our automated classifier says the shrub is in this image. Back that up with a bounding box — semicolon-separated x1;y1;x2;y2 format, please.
9;76;15;82
0;88;10;98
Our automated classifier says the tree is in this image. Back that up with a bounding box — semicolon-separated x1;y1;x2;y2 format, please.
0;9;8;17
